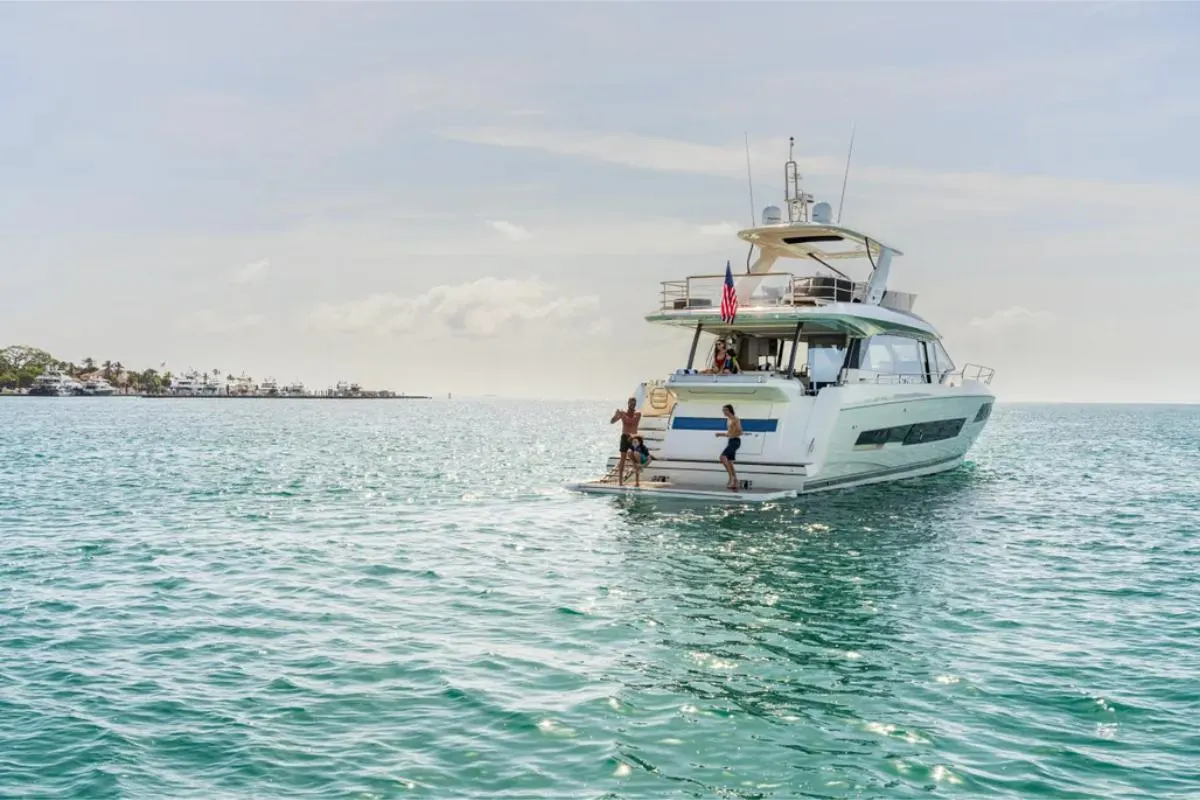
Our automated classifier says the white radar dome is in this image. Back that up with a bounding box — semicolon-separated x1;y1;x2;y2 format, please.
761;205;782;225
812;201;833;224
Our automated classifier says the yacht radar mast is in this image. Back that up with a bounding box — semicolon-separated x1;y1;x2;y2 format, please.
784;137;813;224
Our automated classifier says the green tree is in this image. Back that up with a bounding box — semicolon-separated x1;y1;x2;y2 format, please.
0;346;55;389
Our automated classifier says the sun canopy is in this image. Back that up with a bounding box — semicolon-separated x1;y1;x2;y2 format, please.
738;221;903;262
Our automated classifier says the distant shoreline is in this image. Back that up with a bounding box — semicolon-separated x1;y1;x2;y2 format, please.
2;393;432;400
139;394;432;400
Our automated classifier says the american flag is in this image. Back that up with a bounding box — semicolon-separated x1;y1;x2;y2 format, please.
719;261;738;324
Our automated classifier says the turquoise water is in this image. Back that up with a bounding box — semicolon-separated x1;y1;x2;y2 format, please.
1;398;1197;798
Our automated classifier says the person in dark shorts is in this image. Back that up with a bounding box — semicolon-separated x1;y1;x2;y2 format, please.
610;397;642;486
714;403;743;491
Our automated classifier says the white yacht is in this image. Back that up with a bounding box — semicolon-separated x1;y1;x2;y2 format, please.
199;374;223;396
258;377;279;396
227;373;255;396
29;366;82;396
570;140;995;502
170;370;202;396
81;377;116;396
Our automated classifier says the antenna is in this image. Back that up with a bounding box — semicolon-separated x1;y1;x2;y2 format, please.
743;131;756;227
784;136;812;223
836;124;856;224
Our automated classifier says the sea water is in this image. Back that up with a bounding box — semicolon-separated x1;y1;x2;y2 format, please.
0;398;1197;798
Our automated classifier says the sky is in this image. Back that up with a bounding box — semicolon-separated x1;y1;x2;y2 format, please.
2;2;1198;402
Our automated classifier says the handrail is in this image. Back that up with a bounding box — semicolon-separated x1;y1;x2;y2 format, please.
658;271;916;312
842;364;996;387
954;363;996;385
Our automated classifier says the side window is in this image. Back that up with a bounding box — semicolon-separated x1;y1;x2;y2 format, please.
931;340;956;378
862;335;924;376
864;341;893;372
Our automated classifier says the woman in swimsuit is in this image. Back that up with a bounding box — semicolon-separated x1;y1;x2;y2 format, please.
714;403;743;491
706;339;739;374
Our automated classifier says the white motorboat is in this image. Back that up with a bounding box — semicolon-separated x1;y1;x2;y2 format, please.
569;138;995;501
81;377;116;396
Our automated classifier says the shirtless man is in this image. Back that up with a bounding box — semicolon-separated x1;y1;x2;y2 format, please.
610;397;642;485
714;403;743;491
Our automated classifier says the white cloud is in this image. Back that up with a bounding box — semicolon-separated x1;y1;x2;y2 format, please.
443;126;826;179
158;62;533;163
308;277;601;339
443;126;1200;222
232;259;270;284
968;306;1056;331
178;310;265;334
487;220;532;242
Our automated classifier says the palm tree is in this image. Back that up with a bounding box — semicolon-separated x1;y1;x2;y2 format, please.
102;360;113;379
83;357;96;372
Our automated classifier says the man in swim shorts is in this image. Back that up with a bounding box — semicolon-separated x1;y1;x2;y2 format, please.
610;397;642;486
714;403;743;491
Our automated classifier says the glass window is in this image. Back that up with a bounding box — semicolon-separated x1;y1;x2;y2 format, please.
930;340;956;378
861;335;924;375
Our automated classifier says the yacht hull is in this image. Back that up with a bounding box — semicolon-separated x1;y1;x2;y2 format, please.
580;386;992;497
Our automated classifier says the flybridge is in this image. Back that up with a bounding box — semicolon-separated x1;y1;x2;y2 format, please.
649;135;922;338
732;137;903;309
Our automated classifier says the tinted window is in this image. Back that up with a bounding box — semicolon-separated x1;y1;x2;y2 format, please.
854;428;890;446
903;418;966;445
852;418;965;448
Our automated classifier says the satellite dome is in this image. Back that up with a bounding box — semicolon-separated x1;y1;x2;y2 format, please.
761;205;782;225
812;201;833;224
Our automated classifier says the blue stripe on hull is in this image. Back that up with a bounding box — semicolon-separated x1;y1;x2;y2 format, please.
671;417;778;433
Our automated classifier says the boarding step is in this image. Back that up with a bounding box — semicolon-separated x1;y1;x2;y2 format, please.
605;456;809;478
566;479;796;503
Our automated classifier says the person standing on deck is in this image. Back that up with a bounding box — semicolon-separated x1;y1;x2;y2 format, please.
714;403;743;491
610;397;642;486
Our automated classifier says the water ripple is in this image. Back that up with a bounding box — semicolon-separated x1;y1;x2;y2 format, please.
1;399;1198;797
